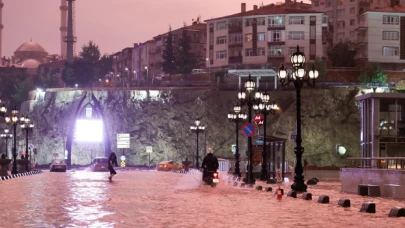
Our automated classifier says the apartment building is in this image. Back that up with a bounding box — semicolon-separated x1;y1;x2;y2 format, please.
150;21;207;74
311;0;394;44
205;3;327;69
112;47;133;80
132;40;156;81
356;5;405;69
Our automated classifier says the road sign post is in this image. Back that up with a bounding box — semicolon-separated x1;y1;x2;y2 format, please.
146;146;152;169
117;133;130;159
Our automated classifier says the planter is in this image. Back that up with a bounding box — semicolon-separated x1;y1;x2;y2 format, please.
0;159;11;176
17;160;30;173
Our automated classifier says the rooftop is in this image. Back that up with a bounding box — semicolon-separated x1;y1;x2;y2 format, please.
364;4;405;13
205;3;320;22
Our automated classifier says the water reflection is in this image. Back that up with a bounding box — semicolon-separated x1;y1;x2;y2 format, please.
0;170;115;227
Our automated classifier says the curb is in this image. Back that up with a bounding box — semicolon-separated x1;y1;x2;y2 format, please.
0;170;43;181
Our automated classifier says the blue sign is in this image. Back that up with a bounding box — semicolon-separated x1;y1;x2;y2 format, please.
241;123;255;137
256;140;264;145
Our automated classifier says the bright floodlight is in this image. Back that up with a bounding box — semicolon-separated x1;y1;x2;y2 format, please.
75;119;103;142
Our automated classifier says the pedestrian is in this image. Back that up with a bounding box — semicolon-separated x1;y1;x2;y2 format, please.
108;152;118;181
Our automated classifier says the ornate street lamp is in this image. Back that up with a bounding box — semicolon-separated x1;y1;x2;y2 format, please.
238;75;262;184
227;103;247;177
1;129;13;158
190;118;205;169
253;91;278;181
5;108;20;174
21;115;34;165
277;45;319;192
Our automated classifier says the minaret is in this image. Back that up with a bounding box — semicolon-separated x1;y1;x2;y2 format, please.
65;0;76;63
0;0;4;64
60;0;68;60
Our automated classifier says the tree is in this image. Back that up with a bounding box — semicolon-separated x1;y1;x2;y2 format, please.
360;63;387;84
62;59;95;87
94;54;113;79
0;69;30;106
175;28;196;75
35;68;63;89
79;40;101;63
162;26;177;74
327;41;356;67
11;77;33;106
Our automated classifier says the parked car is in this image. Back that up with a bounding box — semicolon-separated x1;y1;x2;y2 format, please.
50;159;67;172
91;157;109;172
157;160;183;171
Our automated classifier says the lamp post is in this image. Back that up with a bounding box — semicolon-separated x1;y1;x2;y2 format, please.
125;67;129;88
238;75;262;184
253;91;278;181
144;66;149;87
20;116;34;164
190;118;205;169
1;129;13;158
227;103;247;177
277;45;319;192
5;108;20;174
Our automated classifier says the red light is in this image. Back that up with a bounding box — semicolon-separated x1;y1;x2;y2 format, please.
213;173;218;178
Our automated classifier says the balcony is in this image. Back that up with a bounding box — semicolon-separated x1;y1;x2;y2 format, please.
356;20;368;30
356;36;368;46
322;15;328;27
228;25;243;33
228;42;243;48
354;52;368;60
229;56;243;64
267;53;284;61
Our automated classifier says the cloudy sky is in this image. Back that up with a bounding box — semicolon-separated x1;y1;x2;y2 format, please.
2;0;292;57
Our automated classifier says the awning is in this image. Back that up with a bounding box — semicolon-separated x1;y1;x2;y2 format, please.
228;69;278;89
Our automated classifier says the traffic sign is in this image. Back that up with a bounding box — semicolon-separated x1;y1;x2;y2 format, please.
241;123;255;137
28;144;34;150
253;114;264;127
118;144;130;149
117;141;130;145
117;133;130;149
117;133;130;138
146;146;153;153
231;144;237;154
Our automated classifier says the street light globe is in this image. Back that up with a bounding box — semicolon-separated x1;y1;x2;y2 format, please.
234;104;241;113
239;113;247;119
75;84;78;88
290;45;305;67
195;119;201;126
244;75;255;92
296;68;305;78
338;146;346;156
253;104;259;110
277;65;287;80
309;65;319;79
144;66;148;70
238;91;246;100
254;91;262;100
125;67;129;71
4;129;9;134
261;92;270;103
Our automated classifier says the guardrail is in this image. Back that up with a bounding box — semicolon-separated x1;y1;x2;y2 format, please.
346;157;405;170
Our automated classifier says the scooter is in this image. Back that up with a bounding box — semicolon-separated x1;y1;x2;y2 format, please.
203;170;220;187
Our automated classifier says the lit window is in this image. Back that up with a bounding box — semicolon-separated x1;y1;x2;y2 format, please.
288;31;304;40
257;33;265;41
216;36;227;45
383;31;399;40
268;15;285;27
216;50;227;59
245;34;253;42
382;46;399;56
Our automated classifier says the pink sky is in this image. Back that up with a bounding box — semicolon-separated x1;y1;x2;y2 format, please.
2;0;301;57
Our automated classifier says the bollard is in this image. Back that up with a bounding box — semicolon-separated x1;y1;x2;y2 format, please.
264;187;273;192
240;183;246;188
338;199;351;208
302;192;312;200
388;207;405;217
307;179;317;185
318;195;330;204
233;182;238;187
256;186;263;191
360;202;376;213
311;177;319;182
287;190;297;198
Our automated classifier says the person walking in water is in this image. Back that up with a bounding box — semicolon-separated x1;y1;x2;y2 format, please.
108;152;118;180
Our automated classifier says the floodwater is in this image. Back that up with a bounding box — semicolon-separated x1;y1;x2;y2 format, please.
0;170;404;228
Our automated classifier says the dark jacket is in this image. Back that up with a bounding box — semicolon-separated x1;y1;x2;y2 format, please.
201;153;219;171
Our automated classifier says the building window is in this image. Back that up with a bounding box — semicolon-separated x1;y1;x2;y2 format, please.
268;15;285;27
288;31;304;40
337;20;345;29
350;31;355;38
270;31;282;42
288;47;304;55
383;16;399;25
350;7;355;14
216;36;227;45
245;19;252;27
382;46;399;56
258;48;265;56
289;16;304;25
337;9;345;17
350;19;355;26
310;43;316;58
230;49;242;57
326;1;332;7
229;33;243;44
258;33;265;41
216;50;227;59
383;31;399;40
245;34;253;42
245;48;254;56
216;21;227;30
269;45;284;56
339;0;344;5
314;1;319;7
257;17;266;26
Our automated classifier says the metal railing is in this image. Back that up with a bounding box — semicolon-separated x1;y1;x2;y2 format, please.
346;157;405;170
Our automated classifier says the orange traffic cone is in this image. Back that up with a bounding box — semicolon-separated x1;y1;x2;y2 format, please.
276;186;283;200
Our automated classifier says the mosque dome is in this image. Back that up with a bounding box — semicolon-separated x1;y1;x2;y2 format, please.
21;58;41;69
14;41;48;60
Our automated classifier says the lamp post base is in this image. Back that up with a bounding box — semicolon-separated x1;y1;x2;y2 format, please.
291;178;307;192
11;168;18;175
260;170;268;181
243;175;256;184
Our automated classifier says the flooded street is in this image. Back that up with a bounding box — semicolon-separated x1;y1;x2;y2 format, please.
0;170;404;228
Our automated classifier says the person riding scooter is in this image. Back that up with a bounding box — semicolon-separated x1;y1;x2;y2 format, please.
201;151;219;181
